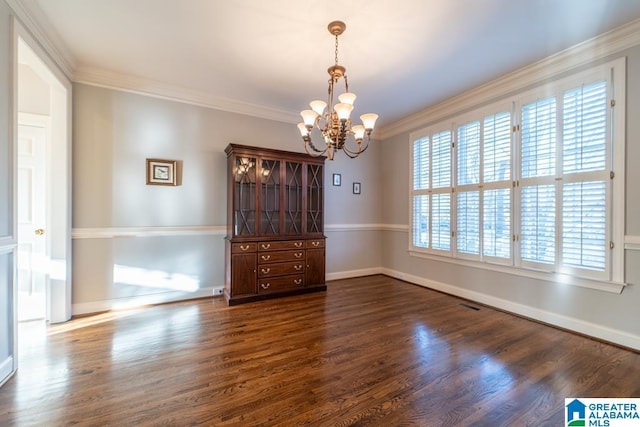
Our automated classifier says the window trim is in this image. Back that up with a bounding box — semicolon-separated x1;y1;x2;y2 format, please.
408;57;626;292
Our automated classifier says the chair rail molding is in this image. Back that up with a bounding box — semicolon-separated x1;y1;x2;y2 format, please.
625;235;640;250
72;226;226;239
325;223;408;232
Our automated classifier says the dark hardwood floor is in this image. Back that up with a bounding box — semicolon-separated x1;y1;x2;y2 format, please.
1;275;638;426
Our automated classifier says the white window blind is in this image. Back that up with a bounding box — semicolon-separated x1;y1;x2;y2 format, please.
520;96;557;268
456;121;480;257
483;188;511;259
412;195;429;248
432;132;451;188
413;137;429;190
413;137;430;249
411;130;451;252
410;60;623;287
457;121;480;186
560;80;608;273
432;130;452;252
484;112;511;183
563;82;607;173
521;97;556;178
457;191;479;254
562;181;606;270
483;111;512;260
432;193;451;251
521;185;556;265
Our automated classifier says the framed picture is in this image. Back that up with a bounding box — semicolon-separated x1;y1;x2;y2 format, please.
146;158;178;186
353;182;361;194
333;173;341;186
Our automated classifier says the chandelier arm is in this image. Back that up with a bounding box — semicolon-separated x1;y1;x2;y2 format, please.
305;137;328;154
340;141;363;157
304;140;328;157
341;134;371;157
341;147;360;159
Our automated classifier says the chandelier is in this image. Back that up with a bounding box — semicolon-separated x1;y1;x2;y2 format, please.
297;21;378;160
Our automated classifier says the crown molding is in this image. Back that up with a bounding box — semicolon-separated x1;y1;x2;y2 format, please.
8;0;299;124
74;66;300;124
6;0;76;79
377;18;640;140
8;0;640;130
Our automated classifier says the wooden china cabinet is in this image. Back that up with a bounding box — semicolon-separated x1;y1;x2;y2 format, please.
224;144;326;305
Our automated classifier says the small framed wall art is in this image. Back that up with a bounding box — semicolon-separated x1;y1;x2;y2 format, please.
333;173;342;186
353;182;361;195
146;158;178;186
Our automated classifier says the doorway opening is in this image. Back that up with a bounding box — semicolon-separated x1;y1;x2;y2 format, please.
15;31;72;326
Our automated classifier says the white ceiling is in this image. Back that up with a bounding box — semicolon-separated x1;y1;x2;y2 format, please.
16;0;640;131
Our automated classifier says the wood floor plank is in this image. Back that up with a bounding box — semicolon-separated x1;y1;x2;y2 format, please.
1;275;639;426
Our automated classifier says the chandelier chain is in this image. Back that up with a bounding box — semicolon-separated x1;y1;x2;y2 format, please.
334;34;339;67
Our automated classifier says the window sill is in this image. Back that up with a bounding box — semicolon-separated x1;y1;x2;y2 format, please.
408;250;626;294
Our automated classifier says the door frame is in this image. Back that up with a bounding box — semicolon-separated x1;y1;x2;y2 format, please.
12;17;72;328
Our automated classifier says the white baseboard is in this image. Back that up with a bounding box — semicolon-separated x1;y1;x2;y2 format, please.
381;268;640;351
0;356;14;387
72;287;218;316
326;267;384;281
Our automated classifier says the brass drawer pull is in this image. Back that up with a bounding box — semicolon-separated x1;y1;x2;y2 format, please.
294;279;302;285
294;242;303;248
261;243;271;249
294;252;303;258
261;283;270;289
294;265;303;271
312;241;320;247
261;255;271;261
240;244;250;251
261;268;270;274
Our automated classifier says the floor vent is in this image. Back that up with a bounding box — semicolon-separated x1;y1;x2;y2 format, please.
460;303;481;311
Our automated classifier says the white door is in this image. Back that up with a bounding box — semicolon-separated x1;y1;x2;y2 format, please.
17;123;47;321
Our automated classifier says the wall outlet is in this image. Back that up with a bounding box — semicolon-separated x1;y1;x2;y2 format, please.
213;288;224;296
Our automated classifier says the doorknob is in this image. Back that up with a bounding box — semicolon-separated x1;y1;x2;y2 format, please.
35;228;45;236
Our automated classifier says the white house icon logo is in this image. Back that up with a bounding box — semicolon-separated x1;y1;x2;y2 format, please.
566;399;586;426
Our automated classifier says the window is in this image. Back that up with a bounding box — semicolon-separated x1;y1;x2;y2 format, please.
412;130;451;253
410;60;625;287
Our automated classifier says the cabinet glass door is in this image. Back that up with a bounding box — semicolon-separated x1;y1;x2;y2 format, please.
285;162;303;234
234;156;256;236
307;164;323;233
260;159;280;235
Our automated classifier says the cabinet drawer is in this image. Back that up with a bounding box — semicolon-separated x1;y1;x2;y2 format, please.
307;239;325;249
258;262;304;278
258;240;305;251
258;275;304;293
258;250;305;264
231;242;257;253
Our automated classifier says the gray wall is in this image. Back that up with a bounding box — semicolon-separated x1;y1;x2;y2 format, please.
72;84;382;312
379;45;640;348
0;0;16;385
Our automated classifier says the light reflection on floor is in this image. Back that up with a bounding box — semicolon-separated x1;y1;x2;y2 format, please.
111;305;200;362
